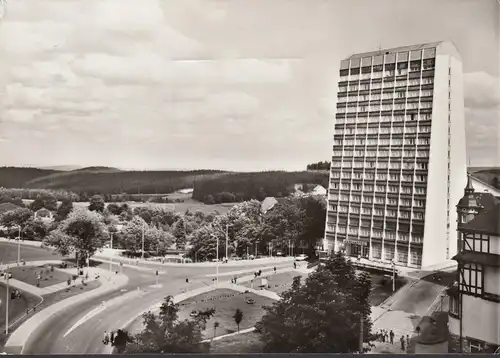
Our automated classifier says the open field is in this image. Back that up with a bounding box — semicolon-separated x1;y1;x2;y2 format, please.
6;265;71;288
177;289;275;340
21;198;237;215
210;330;263;353
0;242;61;265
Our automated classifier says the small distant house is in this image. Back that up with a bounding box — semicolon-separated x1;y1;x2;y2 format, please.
34;208;54;221
293;184;304;191
261;197;287;215
311;185;327;196
178;188;194;194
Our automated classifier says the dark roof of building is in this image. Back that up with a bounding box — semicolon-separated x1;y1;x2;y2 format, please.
346;41;443;60
461;203;500;235
452;251;500;267
0;202;22;215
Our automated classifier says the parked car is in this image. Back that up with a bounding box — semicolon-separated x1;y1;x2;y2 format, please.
276;251;283;256
245;298;255;304
296;254;308;261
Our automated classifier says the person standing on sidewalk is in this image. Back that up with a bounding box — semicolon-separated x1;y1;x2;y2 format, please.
400;336;405;351
406;335;410;349
389;330;394;345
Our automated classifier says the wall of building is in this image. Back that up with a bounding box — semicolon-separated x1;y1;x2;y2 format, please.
421;50;451;267
490;235;500;255
448;51;467;260
415;341;448;354
484;266;500;295
461;294;500;345
471;177;500;197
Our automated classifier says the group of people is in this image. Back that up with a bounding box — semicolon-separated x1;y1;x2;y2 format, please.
10;288;21;300
375;329;411;352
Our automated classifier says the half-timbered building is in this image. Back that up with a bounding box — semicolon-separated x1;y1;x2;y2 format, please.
447;174;500;353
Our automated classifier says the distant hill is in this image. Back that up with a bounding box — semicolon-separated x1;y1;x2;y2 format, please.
0;167;61;188
39;165;83;171
0;167;329;204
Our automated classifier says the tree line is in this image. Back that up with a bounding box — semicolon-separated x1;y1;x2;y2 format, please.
192;171;329;204
306;161;331;171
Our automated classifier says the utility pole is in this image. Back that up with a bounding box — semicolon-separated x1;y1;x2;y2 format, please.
225;224;229;260
17;225;21;265
109;232;113;272
5;273;9;335
392;260;396;292
141;224;145;260
359;314;364;353
216;235;219;285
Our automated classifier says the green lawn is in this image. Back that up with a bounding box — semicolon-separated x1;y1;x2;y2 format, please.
241;270;407;306
177;289;275;340
210;330;264;353
0;283;41;334
6;264;71;288
241;271;309;295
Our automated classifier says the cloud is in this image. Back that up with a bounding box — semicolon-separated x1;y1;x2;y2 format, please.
464;72;500;109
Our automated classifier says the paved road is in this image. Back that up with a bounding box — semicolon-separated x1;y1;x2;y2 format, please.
0;241;293;354
23;260;292;354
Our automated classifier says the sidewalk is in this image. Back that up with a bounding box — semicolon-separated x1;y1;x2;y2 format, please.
4;266;129;353
0;238;42;248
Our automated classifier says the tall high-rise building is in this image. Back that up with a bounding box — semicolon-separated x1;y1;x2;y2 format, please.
323;41;467;270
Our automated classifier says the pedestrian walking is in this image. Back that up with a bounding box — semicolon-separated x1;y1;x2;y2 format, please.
273;266;276;273
400;336;405;351
186;278;189;284
390;330;394;345
406;335;410;348
103;330;109;345
293;262;297;269
110;331;115;345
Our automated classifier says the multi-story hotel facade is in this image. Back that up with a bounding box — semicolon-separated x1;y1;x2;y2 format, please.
323;41;467;270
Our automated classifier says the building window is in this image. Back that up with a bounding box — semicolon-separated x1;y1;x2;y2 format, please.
449;295;460;317
371;243;382;259
410;248;422;265
384;245;395;260
461;263;483;296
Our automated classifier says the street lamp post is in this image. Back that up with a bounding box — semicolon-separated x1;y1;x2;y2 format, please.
109;232;114;272
225;224;229;261
5;272;9;335
216;235;219;284
14;225;22;265
141;223;145;260
391;259;396;292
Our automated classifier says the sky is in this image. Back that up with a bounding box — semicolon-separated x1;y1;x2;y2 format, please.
0;0;498;172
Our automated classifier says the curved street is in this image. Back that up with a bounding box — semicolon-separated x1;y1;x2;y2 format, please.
1;241;293;354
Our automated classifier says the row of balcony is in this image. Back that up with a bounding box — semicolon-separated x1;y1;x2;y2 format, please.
325;225;424;243
339;77;434;93
335;114;432;125
337;102;432;114
335;128;431;136
338;90;434;103
333;138;430;146
339;64;435;82
332;150;429;158
331;161;429;169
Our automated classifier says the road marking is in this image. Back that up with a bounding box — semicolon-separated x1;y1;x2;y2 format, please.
62;290;143;338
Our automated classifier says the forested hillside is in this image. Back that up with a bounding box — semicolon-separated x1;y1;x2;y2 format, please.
192;171;329;204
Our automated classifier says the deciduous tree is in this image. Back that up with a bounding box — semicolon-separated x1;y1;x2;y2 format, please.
255;251;373;353
0;207;33;230
88;195;105;213
44;208;107;266
233;308;243;333
124;295;215;353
